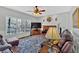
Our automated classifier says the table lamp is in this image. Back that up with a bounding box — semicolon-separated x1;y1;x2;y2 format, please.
45;26;61;45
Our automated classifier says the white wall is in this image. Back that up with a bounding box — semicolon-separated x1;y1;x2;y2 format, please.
39;12;73;32
57;12;72;32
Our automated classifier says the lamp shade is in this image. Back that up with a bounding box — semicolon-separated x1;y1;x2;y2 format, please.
45;26;61;44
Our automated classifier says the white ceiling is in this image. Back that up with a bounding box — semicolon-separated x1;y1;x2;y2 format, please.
4;6;72;17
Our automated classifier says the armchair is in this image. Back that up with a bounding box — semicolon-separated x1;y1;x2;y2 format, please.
0;34;12;52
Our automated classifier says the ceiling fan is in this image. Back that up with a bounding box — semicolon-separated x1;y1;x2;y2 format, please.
27;6;45;15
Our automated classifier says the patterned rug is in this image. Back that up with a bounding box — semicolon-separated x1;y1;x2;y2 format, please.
18;35;46;53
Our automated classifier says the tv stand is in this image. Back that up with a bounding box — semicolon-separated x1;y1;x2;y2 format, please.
31;28;41;35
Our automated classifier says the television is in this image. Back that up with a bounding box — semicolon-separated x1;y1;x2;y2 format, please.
31;22;41;28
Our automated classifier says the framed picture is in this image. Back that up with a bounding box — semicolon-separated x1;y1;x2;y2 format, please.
47;16;52;22
73;8;79;28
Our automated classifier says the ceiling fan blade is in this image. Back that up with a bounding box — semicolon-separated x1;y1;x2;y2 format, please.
40;10;45;12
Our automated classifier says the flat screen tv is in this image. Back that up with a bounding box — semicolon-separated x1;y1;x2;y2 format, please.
31;22;41;28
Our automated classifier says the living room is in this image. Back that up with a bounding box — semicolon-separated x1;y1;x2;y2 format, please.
0;6;79;53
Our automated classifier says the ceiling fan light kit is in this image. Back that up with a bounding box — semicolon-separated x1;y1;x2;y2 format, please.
27;6;45;16
34;13;40;16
